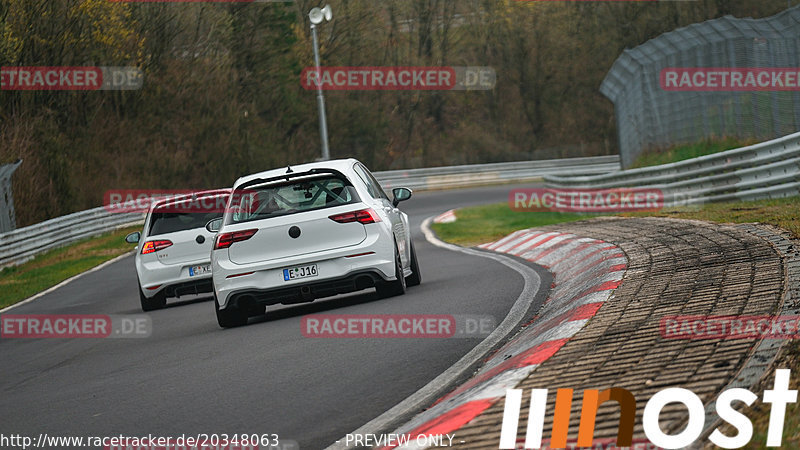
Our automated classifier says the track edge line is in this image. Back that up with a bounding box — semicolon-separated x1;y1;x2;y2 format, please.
0;251;135;314
324;215;545;450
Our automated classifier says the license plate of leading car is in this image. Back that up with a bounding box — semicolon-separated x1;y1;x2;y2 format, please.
283;264;318;281
189;264;211;276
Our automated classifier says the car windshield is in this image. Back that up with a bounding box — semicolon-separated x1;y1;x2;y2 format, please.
148;211;222;236
147;194;229;236
228;175;359;224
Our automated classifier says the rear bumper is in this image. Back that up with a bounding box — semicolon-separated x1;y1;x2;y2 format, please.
212;231;396;308
164;278;214;298
136;256;213;299
224;270;387;310
139;277;214;299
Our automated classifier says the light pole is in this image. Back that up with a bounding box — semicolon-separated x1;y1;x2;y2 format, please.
309;5;333;161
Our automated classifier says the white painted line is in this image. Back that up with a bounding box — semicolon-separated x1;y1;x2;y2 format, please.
325;215;544;450
484;229;528;251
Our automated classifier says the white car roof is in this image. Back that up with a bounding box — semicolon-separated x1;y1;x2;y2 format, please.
233;158;361;188
149;188;231;212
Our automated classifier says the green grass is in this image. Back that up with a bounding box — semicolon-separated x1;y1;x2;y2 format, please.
630;137;756;169
432;197;800;248
620;196;800;239
0;225;141;309
430;203;596;247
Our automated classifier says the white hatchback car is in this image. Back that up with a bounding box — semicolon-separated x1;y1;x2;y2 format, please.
208;159;421;327
125;190;231;311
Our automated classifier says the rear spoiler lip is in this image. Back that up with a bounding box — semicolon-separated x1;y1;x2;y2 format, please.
150;188;232;210
237;168;350;190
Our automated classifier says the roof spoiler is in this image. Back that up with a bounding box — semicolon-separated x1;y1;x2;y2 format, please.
238;168;349;190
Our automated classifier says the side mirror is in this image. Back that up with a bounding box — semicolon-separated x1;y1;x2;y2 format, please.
125;231;141;244
205;217;223;233
392;187;413;207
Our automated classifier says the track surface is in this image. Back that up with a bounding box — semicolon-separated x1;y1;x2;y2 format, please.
0;184;536;449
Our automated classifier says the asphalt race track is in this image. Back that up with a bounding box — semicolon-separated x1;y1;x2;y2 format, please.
0;184;541;449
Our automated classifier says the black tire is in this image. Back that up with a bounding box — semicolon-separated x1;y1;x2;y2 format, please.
139;287;166;312
406;241;422;287
215;294;248;328
376;243;406;298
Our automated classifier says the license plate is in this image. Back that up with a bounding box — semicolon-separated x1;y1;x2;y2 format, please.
189;264;211;276
283;264;318;281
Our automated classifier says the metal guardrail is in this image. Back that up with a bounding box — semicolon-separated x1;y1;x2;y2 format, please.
375;155;620;191
0;207;145;268
545;132;800;206
0;155;620;268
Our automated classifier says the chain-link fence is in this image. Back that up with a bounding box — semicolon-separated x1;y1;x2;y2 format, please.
601;5;800;168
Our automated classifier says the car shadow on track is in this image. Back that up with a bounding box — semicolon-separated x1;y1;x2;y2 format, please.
166;295;214;309
245;289;384;326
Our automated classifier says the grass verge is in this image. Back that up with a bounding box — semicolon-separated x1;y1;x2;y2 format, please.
630;137;756;169
430;203;596;247
620;197;800;239
431;197;800;247
0;225;141;309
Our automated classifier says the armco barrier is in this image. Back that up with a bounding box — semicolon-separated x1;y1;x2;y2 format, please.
376;156;620;191
0;156;619;269
0;207;145;268
544;131;800;206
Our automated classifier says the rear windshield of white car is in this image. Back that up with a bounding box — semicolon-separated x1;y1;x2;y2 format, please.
148;211;222;236
228;175;360;224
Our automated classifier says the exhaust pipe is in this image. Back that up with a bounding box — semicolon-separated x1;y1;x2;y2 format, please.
236;295;264;315
355;275;375;290
236;294;256;307
299;285;314;301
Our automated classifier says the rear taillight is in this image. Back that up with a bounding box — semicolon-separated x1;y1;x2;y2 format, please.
141;240;173;254
329;208;381;225
214;229;258;250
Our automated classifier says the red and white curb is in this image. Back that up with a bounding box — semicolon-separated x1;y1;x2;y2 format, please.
383;230;627;449
433;210;457;224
